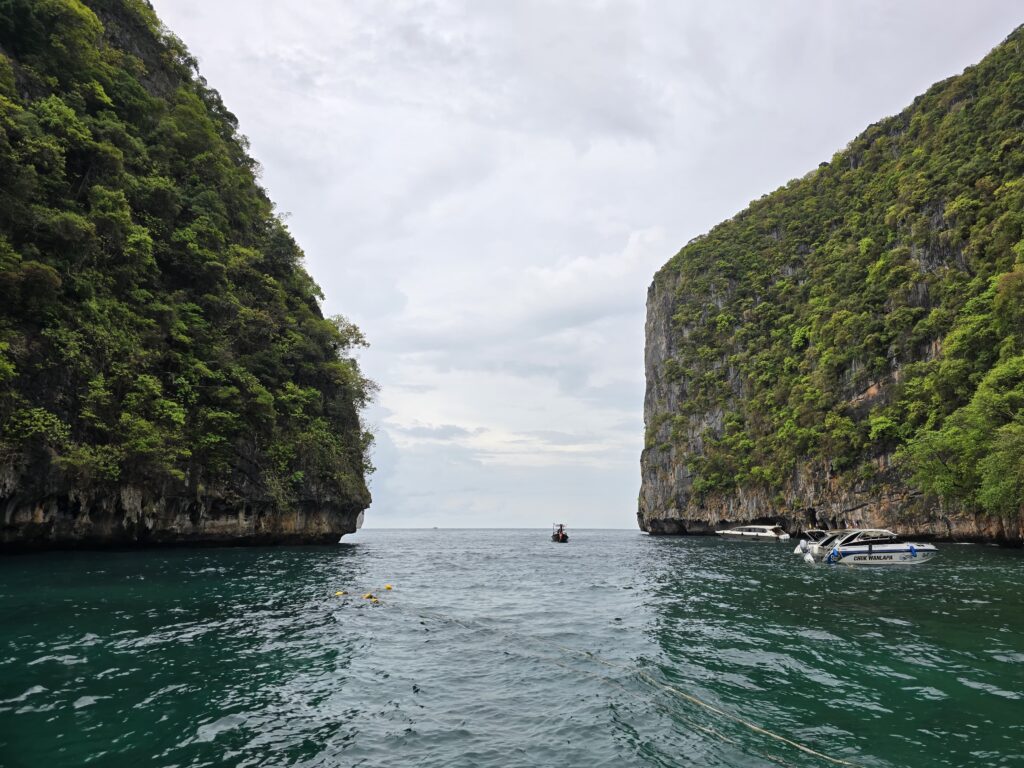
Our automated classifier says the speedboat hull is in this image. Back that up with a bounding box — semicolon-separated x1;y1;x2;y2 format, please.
715;525;790;542
718;531;789;542
825;542;937;566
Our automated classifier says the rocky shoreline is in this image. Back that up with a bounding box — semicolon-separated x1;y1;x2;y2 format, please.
1;485;364;552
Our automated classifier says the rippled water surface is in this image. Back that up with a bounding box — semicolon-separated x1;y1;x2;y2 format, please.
1;530;1023;767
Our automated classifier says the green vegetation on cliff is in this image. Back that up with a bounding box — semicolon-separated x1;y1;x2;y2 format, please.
0;0;373;512
651;26;1024;519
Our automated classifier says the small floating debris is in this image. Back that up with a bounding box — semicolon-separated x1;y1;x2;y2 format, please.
333;589;389;604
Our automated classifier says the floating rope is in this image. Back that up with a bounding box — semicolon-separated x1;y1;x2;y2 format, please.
600;656;860;767
551;636;862;766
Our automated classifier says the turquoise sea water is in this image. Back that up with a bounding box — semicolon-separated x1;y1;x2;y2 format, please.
1;529;1022;767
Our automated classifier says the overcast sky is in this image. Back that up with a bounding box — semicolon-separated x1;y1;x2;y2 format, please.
150;1;1021;529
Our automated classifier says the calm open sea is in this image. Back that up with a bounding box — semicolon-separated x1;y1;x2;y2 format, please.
1;529;1022;767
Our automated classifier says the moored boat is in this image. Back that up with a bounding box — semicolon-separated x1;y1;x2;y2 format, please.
715;524;790;542
791;529;829;555
794;528;851;557
821;529;937;566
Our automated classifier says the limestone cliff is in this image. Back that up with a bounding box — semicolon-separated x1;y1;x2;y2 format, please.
639;27;1024;545
0;1;372;550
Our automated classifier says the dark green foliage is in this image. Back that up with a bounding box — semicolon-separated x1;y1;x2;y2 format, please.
654;26;1024;517
0;0;373;510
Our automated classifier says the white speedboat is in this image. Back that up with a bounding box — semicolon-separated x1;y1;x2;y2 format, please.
792;529;829;555
821;529;937;566
794;528;851;557
715;524;790;542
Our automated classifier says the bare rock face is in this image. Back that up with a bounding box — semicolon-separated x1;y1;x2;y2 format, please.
638;275;1023;546
0;446;367;551
1;476;365;552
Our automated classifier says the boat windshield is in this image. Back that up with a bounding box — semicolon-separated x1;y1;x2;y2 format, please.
835;528;901;548
817;531;847;548
840;529;897;546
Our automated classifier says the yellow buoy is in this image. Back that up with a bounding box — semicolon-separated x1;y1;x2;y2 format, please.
335;591;347;596
362;593;374;599
384;584;393;591
371;598;380;604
